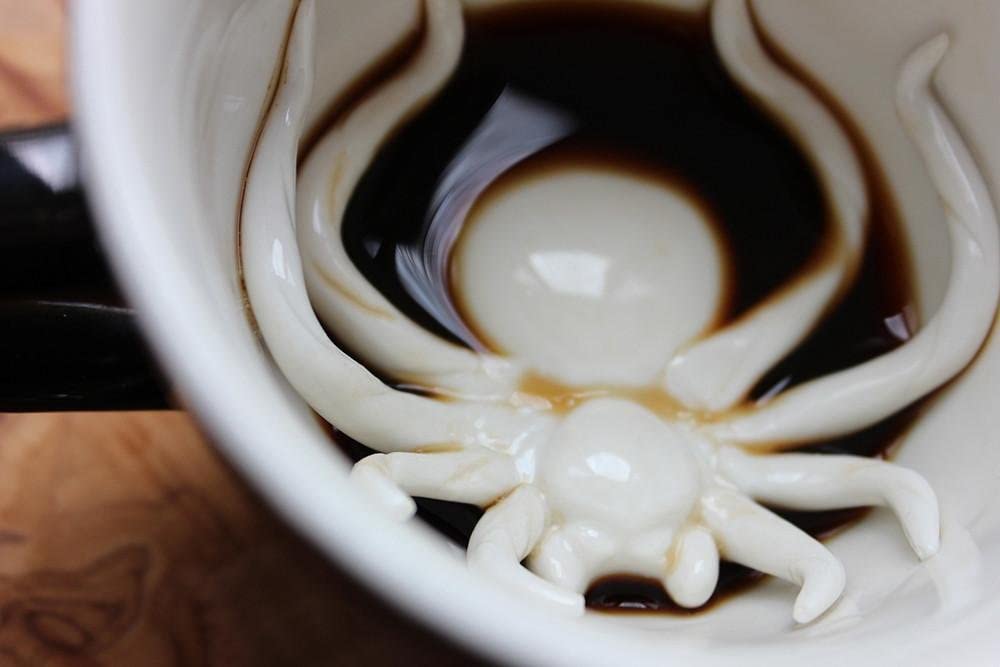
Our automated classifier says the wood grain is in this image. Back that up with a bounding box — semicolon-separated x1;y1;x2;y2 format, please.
0;0;67;129
0;413;484;666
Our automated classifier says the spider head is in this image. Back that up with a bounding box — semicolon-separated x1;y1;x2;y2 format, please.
536;398;702;533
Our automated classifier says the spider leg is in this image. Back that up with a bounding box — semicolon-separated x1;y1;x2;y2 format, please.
664;0;867;411
469;486;585;612
296;0;519;398
718;446;939;559
529;527;591;595
241;0;540;452
701;488;845;624
352;448;521;521
709;34;1000;447
663;525;719;608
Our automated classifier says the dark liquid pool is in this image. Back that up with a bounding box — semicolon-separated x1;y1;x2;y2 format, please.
311;2;919;613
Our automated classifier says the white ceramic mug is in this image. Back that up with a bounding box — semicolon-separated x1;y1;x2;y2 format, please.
72;1;1000;664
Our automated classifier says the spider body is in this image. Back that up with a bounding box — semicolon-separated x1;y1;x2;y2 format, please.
532;399;705;592
241;0;1000;624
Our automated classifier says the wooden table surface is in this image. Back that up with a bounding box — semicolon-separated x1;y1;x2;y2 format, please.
0;3;484;665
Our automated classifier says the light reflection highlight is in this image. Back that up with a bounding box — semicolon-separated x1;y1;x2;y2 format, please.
529;251;610;299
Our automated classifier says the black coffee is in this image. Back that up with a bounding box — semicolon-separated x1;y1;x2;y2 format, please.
314;2;919;613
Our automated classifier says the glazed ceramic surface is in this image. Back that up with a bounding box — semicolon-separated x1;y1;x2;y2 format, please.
239;0;979;625
74;1;1000;664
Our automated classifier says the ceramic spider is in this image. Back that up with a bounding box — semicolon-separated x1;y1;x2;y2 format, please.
241;0;999;623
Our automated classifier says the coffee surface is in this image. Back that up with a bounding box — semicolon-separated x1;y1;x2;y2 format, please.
319;3;918;613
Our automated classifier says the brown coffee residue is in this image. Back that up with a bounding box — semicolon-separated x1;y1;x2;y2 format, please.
515;371;712;423
234;0;303;340
298;3;427;163
310;258;394;320
746;2;917;321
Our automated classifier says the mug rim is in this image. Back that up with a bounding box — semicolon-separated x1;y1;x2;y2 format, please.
70;2;1000;665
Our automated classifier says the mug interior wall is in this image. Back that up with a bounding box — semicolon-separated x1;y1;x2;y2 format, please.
75;0;1000;662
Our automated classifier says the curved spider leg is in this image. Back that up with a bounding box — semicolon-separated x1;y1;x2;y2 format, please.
296;0;519;399
708;33;1000;448
701;488;845;624
664;0;867;411
528;527;591;596
469;486;585;613
241;0;538;452
351;448;521;521
717;446;939;559
663;525;720;608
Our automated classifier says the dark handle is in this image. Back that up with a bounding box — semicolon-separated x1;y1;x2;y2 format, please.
0;124;170;410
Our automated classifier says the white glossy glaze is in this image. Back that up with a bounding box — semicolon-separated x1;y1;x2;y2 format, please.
74;0;1000;662
295;0;519;398
665;0;868;411
242;0;547;455
708;33;1000;447
233;0;985;625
